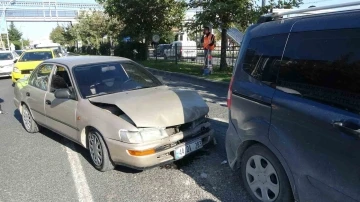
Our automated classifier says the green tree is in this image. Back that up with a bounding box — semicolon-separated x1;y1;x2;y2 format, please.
188;0;255;70
189;0;302;70
254;0;303;20
8;22;22;41
97;0;186;45
71;11;123;50
49;25;66;45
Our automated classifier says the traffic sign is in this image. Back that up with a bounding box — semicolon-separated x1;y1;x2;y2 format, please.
152;34;160;43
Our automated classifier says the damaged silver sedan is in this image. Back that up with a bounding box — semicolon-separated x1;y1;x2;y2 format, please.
13;56;214;171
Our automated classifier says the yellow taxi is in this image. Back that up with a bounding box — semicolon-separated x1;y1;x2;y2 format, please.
11;49;58;83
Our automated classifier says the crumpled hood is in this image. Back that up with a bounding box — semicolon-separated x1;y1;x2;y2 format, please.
88;86;209;128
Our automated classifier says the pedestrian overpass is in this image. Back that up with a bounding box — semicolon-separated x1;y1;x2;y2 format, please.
0;1;103;22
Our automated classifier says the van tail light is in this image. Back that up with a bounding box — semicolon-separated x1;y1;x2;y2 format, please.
227;76;234;109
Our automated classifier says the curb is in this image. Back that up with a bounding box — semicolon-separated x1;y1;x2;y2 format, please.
145;67;230;88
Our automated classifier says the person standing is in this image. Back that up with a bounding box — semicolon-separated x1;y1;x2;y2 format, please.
201;26;215;74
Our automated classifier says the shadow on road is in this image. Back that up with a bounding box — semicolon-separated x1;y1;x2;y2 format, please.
160;119;252;202
13;109;141;174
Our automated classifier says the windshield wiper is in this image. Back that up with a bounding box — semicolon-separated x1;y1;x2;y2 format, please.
86;92;109;98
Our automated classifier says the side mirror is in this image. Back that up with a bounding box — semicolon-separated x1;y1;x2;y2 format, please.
14;59;17;63
54;88;74;99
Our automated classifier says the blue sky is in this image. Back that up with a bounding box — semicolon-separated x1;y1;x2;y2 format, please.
11;0;358;41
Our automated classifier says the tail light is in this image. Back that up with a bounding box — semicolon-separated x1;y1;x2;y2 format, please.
227;76;234;109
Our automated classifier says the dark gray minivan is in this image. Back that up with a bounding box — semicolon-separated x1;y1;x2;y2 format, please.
226;6;360;202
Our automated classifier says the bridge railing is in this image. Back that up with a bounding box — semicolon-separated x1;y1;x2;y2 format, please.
5;9;77;18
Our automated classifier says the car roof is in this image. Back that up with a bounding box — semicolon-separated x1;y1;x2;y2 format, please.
45;56;131;69
247;9;360;38
25;49;53;52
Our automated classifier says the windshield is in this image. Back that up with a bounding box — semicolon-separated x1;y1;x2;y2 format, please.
15;50;23;55
73;62;163;98
0;52;13;60
19;51;53;62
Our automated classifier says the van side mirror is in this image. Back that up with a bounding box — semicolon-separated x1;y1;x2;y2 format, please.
14;59;17;63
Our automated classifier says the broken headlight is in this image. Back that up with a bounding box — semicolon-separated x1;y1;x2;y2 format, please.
119;128;168;144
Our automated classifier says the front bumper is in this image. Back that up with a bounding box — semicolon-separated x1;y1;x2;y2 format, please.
106;122;214;170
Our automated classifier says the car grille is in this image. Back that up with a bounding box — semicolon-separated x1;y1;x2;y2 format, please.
21;70;32;74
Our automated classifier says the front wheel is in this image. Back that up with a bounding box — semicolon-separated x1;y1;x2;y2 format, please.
22;104;39;133
241;144;293;202
88;129;114;172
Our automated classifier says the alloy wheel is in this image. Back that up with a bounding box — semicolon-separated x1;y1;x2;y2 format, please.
89;132;103;166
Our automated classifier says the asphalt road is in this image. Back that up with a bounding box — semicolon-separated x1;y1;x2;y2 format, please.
0;73;252;202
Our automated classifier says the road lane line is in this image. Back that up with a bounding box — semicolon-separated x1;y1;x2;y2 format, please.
64;141;93;202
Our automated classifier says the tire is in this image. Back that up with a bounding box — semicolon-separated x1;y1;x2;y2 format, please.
22;104;39;133
241;144;293;202
88;129;114;172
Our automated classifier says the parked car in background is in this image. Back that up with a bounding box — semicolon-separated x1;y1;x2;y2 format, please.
0;51;19;78
13;56;214;171
164;41;197;61
153;44;170;57
11;49;58;83
226;5;360;202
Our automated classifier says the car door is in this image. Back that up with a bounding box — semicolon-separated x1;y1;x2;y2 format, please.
270;28;360;201
230;33;288;144
44;65;78;142
24;63;55;125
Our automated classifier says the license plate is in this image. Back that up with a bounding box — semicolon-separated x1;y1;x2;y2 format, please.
174;139;203;160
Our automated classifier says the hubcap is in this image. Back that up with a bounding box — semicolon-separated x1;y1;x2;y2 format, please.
89;132;103;166
245;155;280;202
22;107;31;131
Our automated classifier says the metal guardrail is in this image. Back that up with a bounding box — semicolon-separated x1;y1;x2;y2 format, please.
0;1;103;9
5;9;77;17
149;45;240;67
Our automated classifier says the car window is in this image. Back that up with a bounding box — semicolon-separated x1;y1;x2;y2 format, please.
73;61;162;98
19;51;53;62
277;28;360;114
0;52;13;60
50;65;74;93
29;64;54;91
53;49;61;58
241;34;288;86
12;51;19;58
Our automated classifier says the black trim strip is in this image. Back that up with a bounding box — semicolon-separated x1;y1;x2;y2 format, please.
232;92;271;107
31;108;79;131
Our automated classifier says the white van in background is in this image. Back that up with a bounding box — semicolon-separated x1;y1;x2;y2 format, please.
35;43;67;56
164;40;197;61
163;32;197;61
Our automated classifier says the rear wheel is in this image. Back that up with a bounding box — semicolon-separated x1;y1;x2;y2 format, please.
22;104;39;133
88;129;114;172
241;144;293;202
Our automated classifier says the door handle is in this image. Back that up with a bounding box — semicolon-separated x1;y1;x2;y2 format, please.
45;100;51;105
333;121;360;139
26;92;30;96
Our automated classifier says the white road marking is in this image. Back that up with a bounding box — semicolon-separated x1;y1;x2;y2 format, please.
64;141;93;202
